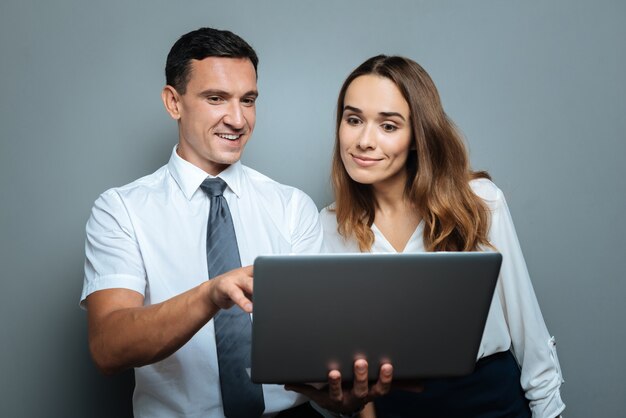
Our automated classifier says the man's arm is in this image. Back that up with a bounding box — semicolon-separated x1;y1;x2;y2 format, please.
86;266;254;375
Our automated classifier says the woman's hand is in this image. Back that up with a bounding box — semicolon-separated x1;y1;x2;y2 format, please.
285;359;393;415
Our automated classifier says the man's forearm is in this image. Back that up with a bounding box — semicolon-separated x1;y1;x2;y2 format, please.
87;281;217;375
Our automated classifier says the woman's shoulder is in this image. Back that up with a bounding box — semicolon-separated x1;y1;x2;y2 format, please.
469;177;504;205
320;203;336;214
319;203;361;253
319;203;338;229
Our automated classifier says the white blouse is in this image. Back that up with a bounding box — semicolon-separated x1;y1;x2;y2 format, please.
320;178;565;418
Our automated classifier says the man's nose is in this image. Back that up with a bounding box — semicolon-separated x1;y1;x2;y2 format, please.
223;102;245;130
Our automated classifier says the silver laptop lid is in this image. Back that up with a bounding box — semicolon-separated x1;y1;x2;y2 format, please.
251;252;501;384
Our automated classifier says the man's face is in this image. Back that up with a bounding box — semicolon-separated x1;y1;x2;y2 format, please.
165;57;258;175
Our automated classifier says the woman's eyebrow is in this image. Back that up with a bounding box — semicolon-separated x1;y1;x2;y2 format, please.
344;105;406;121
343;105;362;113
379;111;406;121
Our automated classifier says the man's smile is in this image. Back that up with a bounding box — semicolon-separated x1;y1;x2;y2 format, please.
216;133;243;141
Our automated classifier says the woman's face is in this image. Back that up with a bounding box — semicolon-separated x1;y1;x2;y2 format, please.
339;75;413;189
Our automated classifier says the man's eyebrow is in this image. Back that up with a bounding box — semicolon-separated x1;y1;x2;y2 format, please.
199;89;230;97
198;89;259;98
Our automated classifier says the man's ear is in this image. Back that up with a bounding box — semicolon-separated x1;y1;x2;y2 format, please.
162;85;181;120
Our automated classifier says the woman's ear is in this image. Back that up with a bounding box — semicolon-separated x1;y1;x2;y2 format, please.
162;85;181;120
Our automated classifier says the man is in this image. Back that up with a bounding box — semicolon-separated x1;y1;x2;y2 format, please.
81;28;391;418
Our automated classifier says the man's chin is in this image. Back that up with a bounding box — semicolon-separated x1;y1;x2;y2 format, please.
211;152;245;168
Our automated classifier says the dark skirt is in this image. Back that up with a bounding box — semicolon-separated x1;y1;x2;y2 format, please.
374;350;531;418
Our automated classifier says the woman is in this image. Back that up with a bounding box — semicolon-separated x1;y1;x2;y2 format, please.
320;55;565;418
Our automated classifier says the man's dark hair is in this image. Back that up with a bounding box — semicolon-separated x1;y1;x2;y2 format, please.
165;27;259;94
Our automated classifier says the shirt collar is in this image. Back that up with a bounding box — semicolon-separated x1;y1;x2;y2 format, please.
167;146;243;200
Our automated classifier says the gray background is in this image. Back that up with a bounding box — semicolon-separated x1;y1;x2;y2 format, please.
1;0;624;417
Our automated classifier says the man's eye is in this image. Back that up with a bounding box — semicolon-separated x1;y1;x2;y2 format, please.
207;96;224;104
242;97;256;106
382;123;397;132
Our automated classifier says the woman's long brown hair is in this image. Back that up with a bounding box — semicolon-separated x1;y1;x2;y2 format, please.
332;55;492;252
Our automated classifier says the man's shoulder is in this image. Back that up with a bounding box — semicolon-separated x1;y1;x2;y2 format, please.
98;164;170;203
239;164;321;223
241;164;306;199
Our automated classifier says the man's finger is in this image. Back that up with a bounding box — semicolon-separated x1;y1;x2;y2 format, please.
241;265;254;277
237;267;255;296
226;268;254;302
229;288;253;313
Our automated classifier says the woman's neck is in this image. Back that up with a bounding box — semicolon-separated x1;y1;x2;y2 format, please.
371;173;421;252
371;170;409;212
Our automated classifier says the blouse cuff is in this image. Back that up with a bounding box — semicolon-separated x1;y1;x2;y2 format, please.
527;337;566;418
530;389;565;418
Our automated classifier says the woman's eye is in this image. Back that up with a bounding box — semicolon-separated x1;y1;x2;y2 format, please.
346;116;361;126
382;123;397;132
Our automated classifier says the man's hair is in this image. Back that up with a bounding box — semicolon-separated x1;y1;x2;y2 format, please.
165;27;258;94
331;55;492;252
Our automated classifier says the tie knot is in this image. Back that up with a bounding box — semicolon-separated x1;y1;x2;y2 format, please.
200;177;228;197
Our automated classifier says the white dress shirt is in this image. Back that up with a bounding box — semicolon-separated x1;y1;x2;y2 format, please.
81;146;324;418
320;178;565;418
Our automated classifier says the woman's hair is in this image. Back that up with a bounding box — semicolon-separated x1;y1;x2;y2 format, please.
331;55;492;252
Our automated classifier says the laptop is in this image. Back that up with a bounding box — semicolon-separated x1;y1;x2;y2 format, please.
250;252;501;384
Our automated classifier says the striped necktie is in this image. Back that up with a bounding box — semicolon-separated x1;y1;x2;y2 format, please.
201;177;265;418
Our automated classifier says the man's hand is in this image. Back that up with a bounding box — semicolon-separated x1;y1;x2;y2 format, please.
206;265;255;313
284;359;393;415
86;265;255;375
